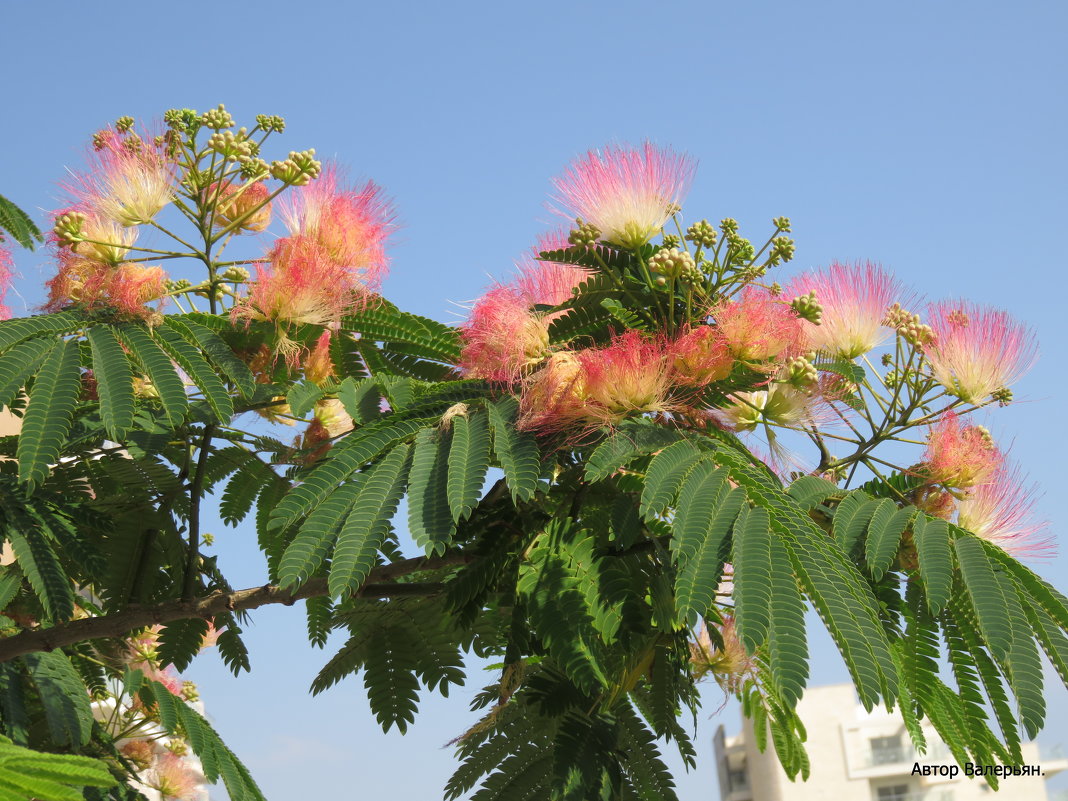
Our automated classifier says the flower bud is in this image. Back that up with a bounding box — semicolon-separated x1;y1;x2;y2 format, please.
201;103;235;130
685;219;717;248
790;290;823;325
648;247;697;280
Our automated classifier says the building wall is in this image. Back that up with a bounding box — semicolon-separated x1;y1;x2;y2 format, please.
715;683;1066;801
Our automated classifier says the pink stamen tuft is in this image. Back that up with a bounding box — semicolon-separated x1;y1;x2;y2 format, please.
923;301;1037;404
788;261;915;358
956;465;1054;559
669;325;733;387
0;244;13;320
712;287;806;364
459;286;551;382
924;411;1002;489
550;142;696;248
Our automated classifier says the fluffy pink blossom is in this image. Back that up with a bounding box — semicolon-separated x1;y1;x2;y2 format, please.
956;466;1054;558
304;330;335;384
689;616;755;691
279;165;394;292
210;180;272;233
788;261;912;358
44;252;166;318
65;126;175;227
923;301;1037;404
517;351;587;433
669;325;733;387
924;411;1002;489
550;142;696;248
459;286;551;382
712;288;806;364
0;244;13;320
579;332;674;425
145;753;202;801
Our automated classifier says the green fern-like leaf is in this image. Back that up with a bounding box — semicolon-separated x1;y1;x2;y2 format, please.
116;324;188;425
831;490;877;555
672;464;740;620
447;410;490;524
342;306;461;363
0;194;43;249
337;376;383;424
363;625;421;733
408;427;455;556
585;421;682;483
164;317;256;399
733;504;773;652
278;480;364;590
488;396;540;503
954;536;1013;660
914;515;953;613
785;475;841;508
17;339;80;488
286;380;324;418
22;652;93;748
0;737;116;801
328;443;411;597
864;502;912;580
156;617;211;672
0;337;53;411
0;312;84;354
4;517;75;622
766;532;809;707
85;326;135;441
152;324;234;422
639;440;706;521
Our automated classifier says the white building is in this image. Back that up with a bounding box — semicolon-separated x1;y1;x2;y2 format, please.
713;684;1068;801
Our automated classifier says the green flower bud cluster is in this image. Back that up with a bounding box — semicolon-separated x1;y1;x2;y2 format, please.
238;156;271;181
52;211;86;246
164;108;199;132
181;682;200;702
121;135;143;153
729;237;755;261
773;216;792;232
115;116;135;133
221;266;251;282
769;236;795;264
567;218;601;247
785;356;818;386
719;218;739;236
192;280;226;301
271;149;322;186
769;282;783;296
201;104;235;130
256;114;286;133
648;247;698;281
884;304;933;346
661;233;681;248
884;370;900;388
685;219;717;248
790;291;823;324
991;387;1013;407
974;425;994;447
881;353;894;366
208;129;254;160
164;278;193;293
822;463;848;483
91;131;110;151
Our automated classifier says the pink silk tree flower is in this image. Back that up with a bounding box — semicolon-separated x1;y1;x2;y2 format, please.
956;466;1054;559
0;243;13;320
924;410;1002;489
787;261;913;359
279;165;394;292
44;253;166;319
923;301;1037;404
669;325;734;387
577;331;674;425
517;351;588;433
712;287;806;365
67;127;175;227
459;285;551;382
210;180;272;233
145;753;202;801
550;142;696;248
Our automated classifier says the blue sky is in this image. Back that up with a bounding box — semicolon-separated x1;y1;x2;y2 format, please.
2;1;1066;798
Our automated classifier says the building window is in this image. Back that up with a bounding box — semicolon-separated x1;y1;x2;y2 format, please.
875;785;910;801
870;735;906;765
727;768;748;792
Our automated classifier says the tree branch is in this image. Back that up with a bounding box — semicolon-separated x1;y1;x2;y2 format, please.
0;552;471;664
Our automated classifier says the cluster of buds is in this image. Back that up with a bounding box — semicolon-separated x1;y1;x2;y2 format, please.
255;114;286;133
270;149;322;186
884;303;933;346
208;129;256;160
783;355;819;387
200;103;235;130
685;219;717;248
648;247;698;281
768;235;796;265
789;290;823;324
566;218;601;248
